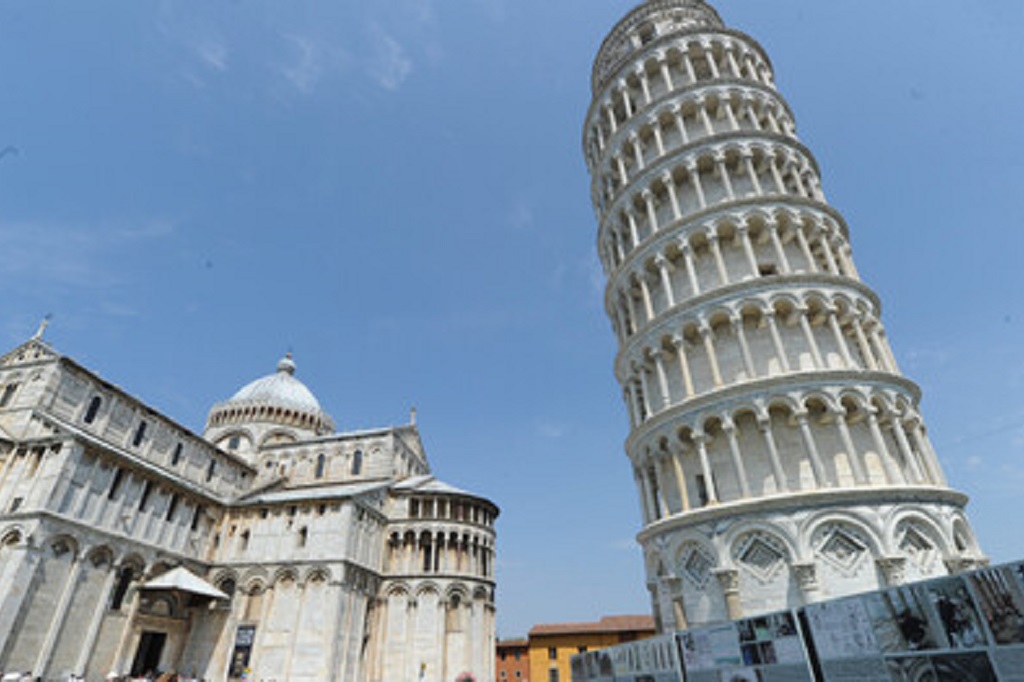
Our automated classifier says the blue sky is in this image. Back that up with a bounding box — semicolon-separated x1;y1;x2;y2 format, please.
1;1;1022;638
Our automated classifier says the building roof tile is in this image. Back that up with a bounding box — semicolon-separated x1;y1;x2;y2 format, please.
528;615;655;636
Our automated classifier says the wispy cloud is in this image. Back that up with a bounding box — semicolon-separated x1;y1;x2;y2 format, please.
154;5;231;88
279;34;323;94
606;537;638;552
536;419;568;439
0;219;174;291
507;201;534;232
903;345;956;371
370;308;517;340
195;39;229;72
367;24;412;91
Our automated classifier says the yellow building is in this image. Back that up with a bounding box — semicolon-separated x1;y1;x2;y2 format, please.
527;615;654;682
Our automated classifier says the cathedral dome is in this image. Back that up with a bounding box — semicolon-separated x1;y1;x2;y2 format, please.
203;354;335;448
229;354;323;414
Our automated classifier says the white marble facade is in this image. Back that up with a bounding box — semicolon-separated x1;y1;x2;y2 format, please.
583;0;986;629
0;338;497;681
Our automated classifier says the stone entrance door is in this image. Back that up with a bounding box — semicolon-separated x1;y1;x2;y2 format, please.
130;631;167;676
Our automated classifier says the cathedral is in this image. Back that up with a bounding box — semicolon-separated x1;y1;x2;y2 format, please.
0;334;497;681
584;0;986;629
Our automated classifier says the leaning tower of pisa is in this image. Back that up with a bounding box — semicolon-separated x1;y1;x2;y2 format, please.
583;0;986;629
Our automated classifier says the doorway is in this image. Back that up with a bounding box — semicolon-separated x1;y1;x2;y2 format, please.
130;631;167;676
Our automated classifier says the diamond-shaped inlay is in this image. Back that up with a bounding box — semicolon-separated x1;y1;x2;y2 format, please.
820;528;866;571
899;526;934;565
740;537;784;574
683;548;714;588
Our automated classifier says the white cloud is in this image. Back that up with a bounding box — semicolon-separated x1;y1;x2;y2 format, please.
195;39;229;72
367;24;412;91
606;538;638;552
903;346;956;370
279;34;322;94
536;419;568;439
0;219;174;291
507;201;534;232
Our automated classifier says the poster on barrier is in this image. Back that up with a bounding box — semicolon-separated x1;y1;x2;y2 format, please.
678;611;813;682
571;649;615;682
610;634;682;682
802;565;1024;680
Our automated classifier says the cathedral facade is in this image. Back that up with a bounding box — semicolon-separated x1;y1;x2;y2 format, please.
583;0;986;629
0;336;497;681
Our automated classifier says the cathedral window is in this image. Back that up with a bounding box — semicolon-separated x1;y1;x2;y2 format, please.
298;527;308;548
410;499;420;518
244;587;264;620
132;421;147;447
422;537;433;572
108;469;125;499
166;494;179;521
83;395;102;423
171;443;182;466
206;460;216;482
8;497;23;512
218;579;237;605
191;505;205;531
227;435;240;450
0;383;17;408
240;530;250;552
315;453;326;479
109;567;134;611
351;450;363;476
138;481;153;510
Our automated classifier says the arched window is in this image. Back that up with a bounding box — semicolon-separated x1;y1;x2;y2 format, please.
352;450;363;476
83;396;102;424
240;530;251;552
166;494;179;521
315;454;326;479
206;460;216;482
191;505;205;531
108;469;125;500
245;586;264;620
0;383;18;408
132;421;147;447
219;578;237;599
171;443;183;466
298;527;308;548
109;567;135;611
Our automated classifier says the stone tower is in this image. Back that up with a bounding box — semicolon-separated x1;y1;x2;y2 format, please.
583;0;985;629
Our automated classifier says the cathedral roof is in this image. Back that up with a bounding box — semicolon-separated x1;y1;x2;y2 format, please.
241;479;391;504
393;475;498;513
392;474;472;496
